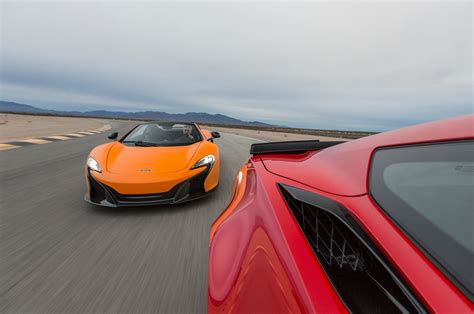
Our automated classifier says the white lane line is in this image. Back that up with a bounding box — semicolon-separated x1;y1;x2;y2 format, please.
0;144;21;151
18;138;52;144
46;135;71;140
0;123;112;152
65;133;86;137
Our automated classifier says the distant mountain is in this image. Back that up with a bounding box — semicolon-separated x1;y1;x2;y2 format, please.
0;101;272;127
0;101;48;113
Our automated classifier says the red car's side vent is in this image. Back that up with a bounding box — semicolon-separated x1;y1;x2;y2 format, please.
292;196;370;273
279;184;426;314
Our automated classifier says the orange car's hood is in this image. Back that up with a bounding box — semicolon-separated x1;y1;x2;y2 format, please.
106;142;201;175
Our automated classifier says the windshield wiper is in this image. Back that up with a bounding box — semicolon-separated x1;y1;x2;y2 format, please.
123;140;157;147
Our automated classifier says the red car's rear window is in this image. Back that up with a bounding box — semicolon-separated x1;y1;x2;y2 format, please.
369;140;473;300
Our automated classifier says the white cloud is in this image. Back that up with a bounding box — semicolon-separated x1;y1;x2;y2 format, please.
1;1;472;130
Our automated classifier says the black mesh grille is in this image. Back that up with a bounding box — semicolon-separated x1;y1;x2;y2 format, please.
106;186;177;203
280;185;425;314
284;190;370;272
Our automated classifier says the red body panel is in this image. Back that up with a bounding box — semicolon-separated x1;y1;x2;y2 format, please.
263;115;473;196
209;165;347;313
209;115;473;313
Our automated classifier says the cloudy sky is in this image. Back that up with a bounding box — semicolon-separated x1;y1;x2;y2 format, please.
1;1;472;130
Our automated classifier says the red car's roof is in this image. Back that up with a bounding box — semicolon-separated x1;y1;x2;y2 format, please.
260;115;474;196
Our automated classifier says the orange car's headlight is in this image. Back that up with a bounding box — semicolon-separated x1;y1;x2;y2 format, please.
191;154;215;170
87;157;102;173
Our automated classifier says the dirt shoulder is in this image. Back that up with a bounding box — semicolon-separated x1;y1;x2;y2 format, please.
0;113;108;142
202;125;349;142
0;113;350;143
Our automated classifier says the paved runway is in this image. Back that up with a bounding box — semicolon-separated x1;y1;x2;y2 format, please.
0;120;260;313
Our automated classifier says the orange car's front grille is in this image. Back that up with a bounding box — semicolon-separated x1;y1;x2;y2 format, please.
87;166;211;206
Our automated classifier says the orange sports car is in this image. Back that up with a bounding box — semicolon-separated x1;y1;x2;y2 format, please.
84;121;220;207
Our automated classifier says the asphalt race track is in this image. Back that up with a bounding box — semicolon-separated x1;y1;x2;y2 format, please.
0;120;260;313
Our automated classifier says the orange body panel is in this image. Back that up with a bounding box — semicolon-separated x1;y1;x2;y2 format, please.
86;126;220;196
200;129;212;141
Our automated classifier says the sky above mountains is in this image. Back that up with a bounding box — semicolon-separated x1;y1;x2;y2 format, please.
1;1;472;131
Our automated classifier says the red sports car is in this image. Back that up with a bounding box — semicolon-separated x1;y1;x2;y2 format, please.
208;115;473;313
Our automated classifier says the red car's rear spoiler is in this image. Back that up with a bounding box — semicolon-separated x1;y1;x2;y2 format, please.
250;140;344;155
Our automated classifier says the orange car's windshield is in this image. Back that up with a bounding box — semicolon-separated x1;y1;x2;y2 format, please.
122;123;202;147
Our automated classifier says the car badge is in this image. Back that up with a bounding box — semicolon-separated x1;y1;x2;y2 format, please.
140;169;152;172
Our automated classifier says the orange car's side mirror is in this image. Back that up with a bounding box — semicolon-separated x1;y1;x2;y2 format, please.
108;132;118;140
